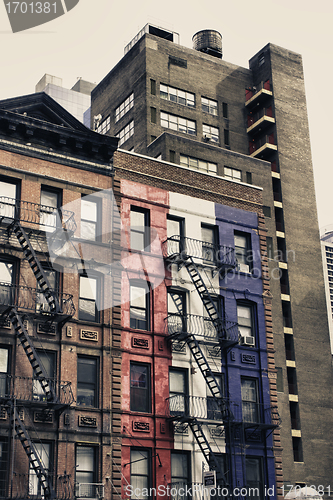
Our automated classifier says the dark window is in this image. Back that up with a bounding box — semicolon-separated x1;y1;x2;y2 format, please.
241;378;259;423
169;56;187;68
0;347;10;398
224;129;230;146
130;363;151;413
167;216;184;255
29;442;52;497
245;457;264;500
130;281;150;330
276;367;284;392
76;446;97;494
266;237;274;260
209;453;228;488
171;452;190;487
81;197;99;241
235;231;252;272
36;265;58;314
130;207;150;251
169;150;176;163
222;102;228;118
150;79;156;95
258;54;265;66
169;368;188;415
40;187;61;232
77;356;98;407
237;302;255;345
293;437;303;462
207;373;224;420
130;449;151;499
0;438;8;497
263;206;271;218
150;107;156;124
201;224;218;263
33;351;56;401
246;172;252;184
79;275;98;322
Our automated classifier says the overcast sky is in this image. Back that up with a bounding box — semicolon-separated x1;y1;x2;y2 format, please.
1;0;332;232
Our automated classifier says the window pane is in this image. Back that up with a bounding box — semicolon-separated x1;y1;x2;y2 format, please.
80;277;96;300
0;262;13;283
81;221;96;240
130;285;147;308
81;199;97;221
41;190;58;208
169;371;185;393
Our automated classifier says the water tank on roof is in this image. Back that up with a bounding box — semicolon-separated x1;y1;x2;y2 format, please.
192;30;223;59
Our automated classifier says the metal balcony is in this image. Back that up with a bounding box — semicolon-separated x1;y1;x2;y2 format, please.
77;483;105;499
163;236;237;272
166;395;230;422
245;80;272;107
166;395;279;429
0;283;75;321
0;197;76;234
0;472;76;500
249;134;277;158
165;314;239;347
247;106;275;134
0;374;74;406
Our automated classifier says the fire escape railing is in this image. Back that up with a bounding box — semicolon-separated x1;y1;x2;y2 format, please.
0;282;75;319
165;313;239;345
163;236;237;271
0;197;76;233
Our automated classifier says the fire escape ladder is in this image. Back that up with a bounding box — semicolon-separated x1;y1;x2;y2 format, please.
188;418;227;486
186;334;230;419
8;308;58;403
11;405;55;499
11;221;59;314
185;258;220;326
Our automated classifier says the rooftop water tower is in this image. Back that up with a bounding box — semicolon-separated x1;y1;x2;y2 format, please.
192;30;223;59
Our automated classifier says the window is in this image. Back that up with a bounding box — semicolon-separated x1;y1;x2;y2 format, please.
201;97;218;116
79;276;98;322
161;113;196;135
180;155;217;175
207;373;224;420
276;367;284;392
263;206;271;218
130;207;150;251
0;347;9;398
150;79;156;95
29;442;52;497
237;303;255;344
160;84;195;108
40;187;61;232
222;102;228;119
209;454;228;489
201;224;218;263
171;452;190;488
167;216;184;255
245;457;263;500
33;350;56;401
0;438;8;497
258;54;265;66
81;197;99;240
235;231;251;272
169;368;187;415
241;378;259;423
203;296;220;339
76;446;97;495
0;179;18;218
115;93;134;122
0;258;14;307
167;289;186;336
36;265;58;314
130;449;151;500
224;129;230;147
169;150;176;163
150;107;156;124
117;120;134;146
130;282;150;330
246;172;252;184
77;356;98;407
203;124;219;143
293;437;303;462
224;167;241;182
130;363;151;413
95;115;111;134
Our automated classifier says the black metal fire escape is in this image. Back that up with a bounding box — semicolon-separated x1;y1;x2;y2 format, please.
163;235;239;487
0;197;76;499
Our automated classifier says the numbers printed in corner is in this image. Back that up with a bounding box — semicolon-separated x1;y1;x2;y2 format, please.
5;2;57;14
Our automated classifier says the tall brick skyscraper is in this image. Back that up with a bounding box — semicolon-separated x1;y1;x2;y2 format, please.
91;25;333;491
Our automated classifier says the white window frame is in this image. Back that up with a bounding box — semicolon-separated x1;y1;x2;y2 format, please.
161;113;196;136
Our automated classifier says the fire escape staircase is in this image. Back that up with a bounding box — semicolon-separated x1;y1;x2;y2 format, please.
11;405;56;499
164;237;238;487
0;199;76;498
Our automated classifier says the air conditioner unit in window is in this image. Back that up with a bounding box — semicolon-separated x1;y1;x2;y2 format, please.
238;263;250;273
240;336;255;346
203;134;211;142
